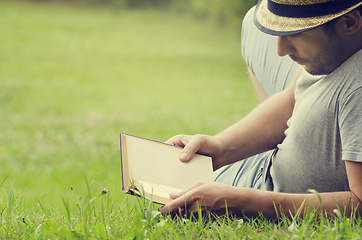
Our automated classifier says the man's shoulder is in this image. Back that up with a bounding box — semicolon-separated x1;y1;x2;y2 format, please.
333;49;362;79
348;49;362;69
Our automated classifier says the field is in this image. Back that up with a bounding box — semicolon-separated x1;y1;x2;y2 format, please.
1;1;361;239
0;0;256;203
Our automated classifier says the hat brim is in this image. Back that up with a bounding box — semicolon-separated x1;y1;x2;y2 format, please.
254;0;362;36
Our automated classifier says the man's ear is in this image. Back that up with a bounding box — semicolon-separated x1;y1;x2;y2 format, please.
341;10;362;35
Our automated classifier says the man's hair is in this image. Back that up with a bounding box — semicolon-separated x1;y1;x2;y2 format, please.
322;5;362;37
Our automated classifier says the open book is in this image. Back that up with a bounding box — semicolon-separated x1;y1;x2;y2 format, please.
120;133;214;205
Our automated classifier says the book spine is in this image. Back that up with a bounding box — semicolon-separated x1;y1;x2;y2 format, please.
120;133;130;193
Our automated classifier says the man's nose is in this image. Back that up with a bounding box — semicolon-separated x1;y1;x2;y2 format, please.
277;36;295;57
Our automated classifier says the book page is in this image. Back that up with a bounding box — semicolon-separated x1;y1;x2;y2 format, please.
122;133;214;192
136;180;183;203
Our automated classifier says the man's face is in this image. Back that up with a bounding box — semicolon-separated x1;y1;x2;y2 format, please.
277;25;346;75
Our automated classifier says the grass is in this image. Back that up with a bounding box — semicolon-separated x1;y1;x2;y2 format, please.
0;0;256;206
1;1;362;238
2;179;362;239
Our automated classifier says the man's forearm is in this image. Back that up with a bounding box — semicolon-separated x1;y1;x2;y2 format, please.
214;86;295;167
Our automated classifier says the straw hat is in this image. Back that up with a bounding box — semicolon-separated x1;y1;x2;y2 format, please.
254;0;362;36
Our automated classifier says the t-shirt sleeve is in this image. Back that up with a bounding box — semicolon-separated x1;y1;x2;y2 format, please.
339;87;362;162
241;6;298;96
241;6;256;75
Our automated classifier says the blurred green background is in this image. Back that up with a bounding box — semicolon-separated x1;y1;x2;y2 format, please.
0;0;258;207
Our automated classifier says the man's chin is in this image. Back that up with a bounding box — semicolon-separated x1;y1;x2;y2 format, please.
304;68;319;76
302;65;319;75
304;66;330;76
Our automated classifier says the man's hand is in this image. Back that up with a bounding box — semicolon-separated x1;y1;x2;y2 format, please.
160;182;242;217
166;134;224;170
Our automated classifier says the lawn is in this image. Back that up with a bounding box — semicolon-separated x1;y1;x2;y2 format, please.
1;1;361;239
0;0;257;205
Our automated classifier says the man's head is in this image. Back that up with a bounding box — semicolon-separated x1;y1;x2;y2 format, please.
254;0;362;75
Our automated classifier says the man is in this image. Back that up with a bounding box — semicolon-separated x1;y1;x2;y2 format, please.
160;0;362;219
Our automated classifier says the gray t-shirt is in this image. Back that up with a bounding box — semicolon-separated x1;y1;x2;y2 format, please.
263;49;362;193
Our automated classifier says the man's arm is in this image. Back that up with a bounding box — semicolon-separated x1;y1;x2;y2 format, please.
161;160;362;219
167;74;298;170
167;66;303;170
211;76;296;169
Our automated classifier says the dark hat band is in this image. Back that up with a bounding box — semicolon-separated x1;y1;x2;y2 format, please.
268;0;362;18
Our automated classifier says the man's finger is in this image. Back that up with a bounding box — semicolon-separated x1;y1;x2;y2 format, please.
161;194;188;215
179;135;207;162
162;182;205;214
169;182;203;199
170;190;187;200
